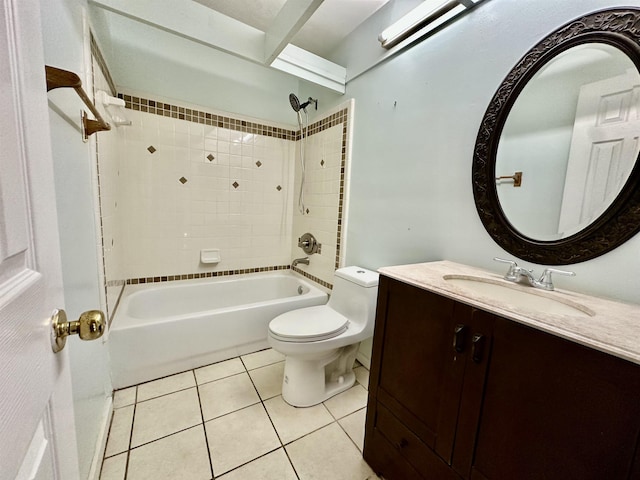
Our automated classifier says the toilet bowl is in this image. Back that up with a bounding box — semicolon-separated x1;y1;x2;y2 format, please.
268;266;379;407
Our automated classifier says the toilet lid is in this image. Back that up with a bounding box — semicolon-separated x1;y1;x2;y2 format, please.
269;306;349;342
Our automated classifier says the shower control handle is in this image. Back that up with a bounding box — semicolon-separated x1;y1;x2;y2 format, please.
298;232;321;255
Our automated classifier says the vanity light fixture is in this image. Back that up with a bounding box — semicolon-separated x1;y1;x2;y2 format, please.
378;0;485;49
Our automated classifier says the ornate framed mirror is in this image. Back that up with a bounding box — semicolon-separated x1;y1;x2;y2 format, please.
473;8;640;265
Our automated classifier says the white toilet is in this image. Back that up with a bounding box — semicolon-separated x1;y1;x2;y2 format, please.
268;266;379;407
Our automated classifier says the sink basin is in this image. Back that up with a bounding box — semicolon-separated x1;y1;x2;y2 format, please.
442;275;595;317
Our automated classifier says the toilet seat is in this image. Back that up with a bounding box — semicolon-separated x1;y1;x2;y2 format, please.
269;306;349;343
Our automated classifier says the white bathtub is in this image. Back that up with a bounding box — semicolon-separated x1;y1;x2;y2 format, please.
109;272;328;388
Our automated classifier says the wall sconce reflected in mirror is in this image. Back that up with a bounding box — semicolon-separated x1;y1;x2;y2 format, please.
378;0;486;49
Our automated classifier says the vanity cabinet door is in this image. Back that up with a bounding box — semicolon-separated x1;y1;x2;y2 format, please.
364;276;472;479
469;317;640;480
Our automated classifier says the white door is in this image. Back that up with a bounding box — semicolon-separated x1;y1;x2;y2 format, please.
558;68;640;236
0;0;80;478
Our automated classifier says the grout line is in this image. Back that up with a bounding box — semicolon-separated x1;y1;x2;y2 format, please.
193;370;216;480
243;360;301;480
123;388;137;479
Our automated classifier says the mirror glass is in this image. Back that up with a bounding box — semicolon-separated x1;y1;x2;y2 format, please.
496;43;640;241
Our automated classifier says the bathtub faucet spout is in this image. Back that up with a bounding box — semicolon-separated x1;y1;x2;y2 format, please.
292;257;310;267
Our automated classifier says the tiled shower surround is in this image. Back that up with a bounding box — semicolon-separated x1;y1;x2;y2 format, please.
98;92;351;314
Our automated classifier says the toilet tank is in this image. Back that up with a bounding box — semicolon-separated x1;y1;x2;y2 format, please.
328;267;379;332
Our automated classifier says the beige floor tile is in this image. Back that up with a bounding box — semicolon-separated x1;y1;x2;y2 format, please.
241;348;285;370
131;388;202;447
338;408;367;451
205;403;280;476
286;423;376;480
218;448;297;480
354;366;370;390
128;426;211;480
113;386;136;409
137;371;196;402
100;452;127;480
264;395;334;445
105;405;134;457
248;362;284;400
199;372;260;421
195;357;245;385
324;384;368;419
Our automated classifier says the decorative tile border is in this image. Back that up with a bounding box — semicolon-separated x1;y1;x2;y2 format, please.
120;94;297;140
125;265;291;285
292;266;333;290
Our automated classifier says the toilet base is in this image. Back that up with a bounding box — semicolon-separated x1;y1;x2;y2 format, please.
280;344;359;407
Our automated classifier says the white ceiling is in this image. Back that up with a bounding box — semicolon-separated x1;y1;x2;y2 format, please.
193;0;390;58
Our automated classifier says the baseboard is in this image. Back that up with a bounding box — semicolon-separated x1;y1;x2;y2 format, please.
87;396;113;480
356;351;371;369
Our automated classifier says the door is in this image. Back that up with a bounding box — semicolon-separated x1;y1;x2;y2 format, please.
558;68;640;236
0;0;80;478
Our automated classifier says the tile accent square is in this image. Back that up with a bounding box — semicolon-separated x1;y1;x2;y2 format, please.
264;395;334;444
207;153;215;162
205;403;280;475
199;372;260;420
286;423;376;480
147;145;156;154
217;448;297;480
241;348;285;370
195;357;246;385
131;388;201;447
137;371;196;402
232;181;239;189
105;405;134;457
179;176;188;184
128;426;211;480
247;362;284;400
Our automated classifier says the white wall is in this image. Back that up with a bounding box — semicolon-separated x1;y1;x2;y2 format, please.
90;7;303;125
39;0;113;477
314;0;640;304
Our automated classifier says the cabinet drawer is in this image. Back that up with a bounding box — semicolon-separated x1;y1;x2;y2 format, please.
376;402;458;479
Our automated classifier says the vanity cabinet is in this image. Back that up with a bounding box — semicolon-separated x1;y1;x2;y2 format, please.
364;275;640;480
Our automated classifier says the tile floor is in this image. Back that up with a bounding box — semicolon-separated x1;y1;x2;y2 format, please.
100;349;379;480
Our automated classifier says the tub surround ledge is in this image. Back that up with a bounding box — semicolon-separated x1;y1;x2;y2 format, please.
379;261;640;366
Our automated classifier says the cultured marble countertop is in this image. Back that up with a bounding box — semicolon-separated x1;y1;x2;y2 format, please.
378;261;640;366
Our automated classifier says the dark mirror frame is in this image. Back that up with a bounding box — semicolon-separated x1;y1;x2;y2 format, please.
473;8;640;265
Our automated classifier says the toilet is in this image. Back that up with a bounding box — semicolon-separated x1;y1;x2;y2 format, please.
268;266;379;407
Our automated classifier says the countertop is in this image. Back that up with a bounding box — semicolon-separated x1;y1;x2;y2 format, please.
378;261;640;366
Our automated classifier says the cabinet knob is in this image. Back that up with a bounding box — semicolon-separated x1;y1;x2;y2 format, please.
453;324;467;353
472;333;485;363
395;438;408;450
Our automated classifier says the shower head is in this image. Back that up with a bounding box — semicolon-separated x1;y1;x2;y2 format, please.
289;93;302;112
289;93;318;112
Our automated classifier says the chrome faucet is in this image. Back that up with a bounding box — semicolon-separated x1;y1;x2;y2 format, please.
493;257;575;291
292;257;310;267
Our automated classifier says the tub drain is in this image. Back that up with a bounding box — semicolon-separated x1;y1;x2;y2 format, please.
297;286;303;295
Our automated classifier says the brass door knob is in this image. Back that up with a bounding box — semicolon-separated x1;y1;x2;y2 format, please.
51;309;105;353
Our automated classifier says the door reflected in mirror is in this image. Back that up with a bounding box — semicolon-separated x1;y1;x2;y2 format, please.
496;43;640;241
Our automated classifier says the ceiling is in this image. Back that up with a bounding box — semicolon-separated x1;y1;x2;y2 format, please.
192;0;390;58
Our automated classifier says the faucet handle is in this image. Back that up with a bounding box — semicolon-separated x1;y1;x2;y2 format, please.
493;257;519;280
537;268;576;291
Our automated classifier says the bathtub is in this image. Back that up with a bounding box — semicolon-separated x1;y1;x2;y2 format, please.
109;272;328;388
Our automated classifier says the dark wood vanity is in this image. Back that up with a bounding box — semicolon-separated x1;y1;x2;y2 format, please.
364;272;640;480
